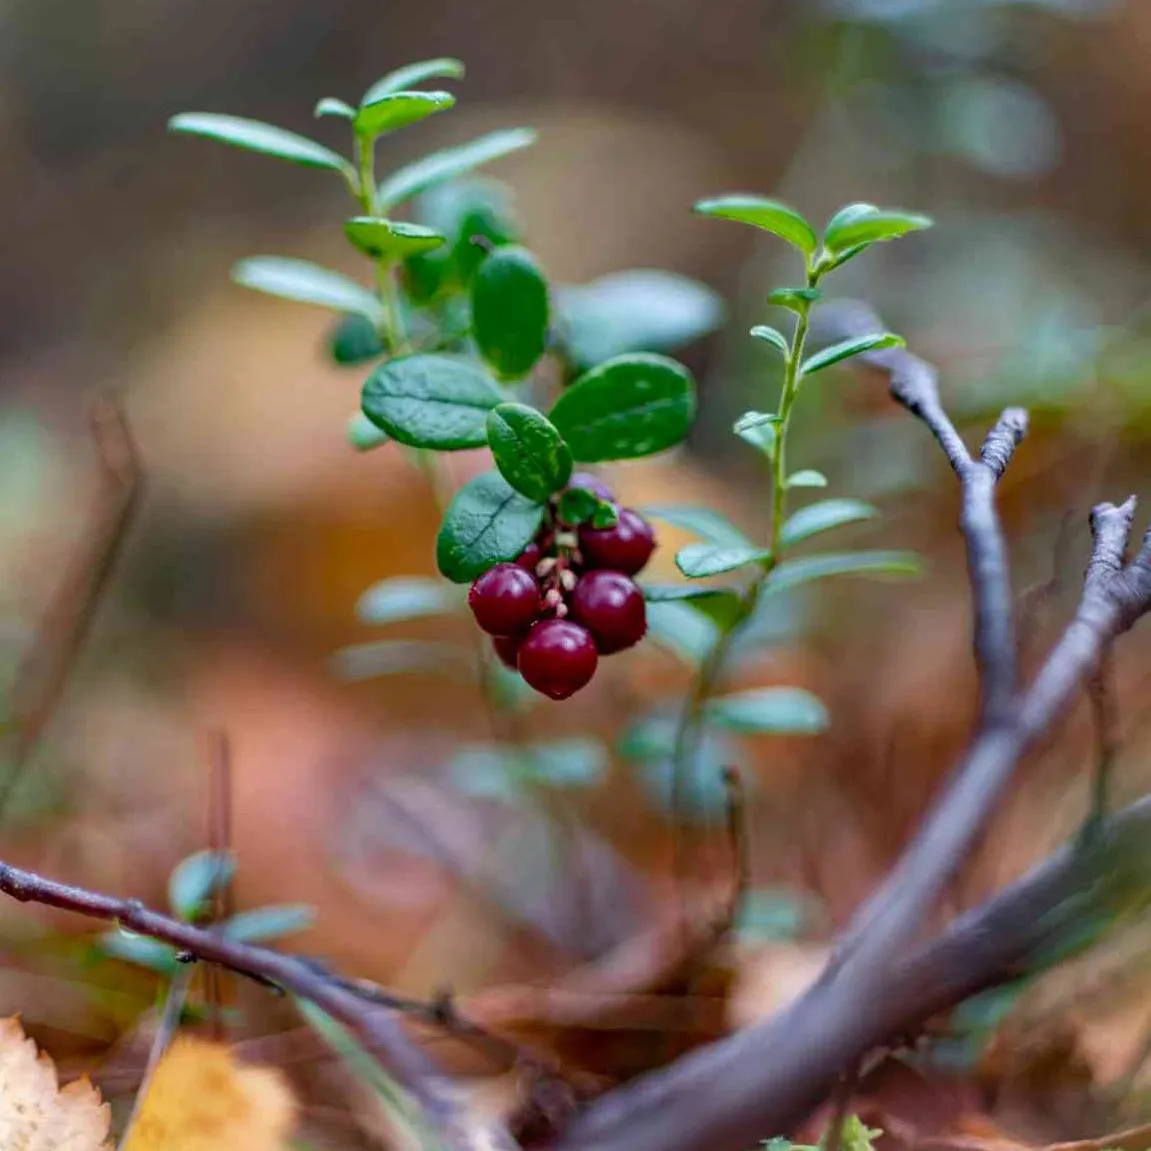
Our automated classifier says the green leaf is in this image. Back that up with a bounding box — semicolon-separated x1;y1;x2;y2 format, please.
233;257;383;323
436;470;546;583
750;325;790;357
556;270;724;369
824;204;933;252
223;904;315;943
356;575;461;626
361;58;466;106
361;353;502;450
591;501;620;529
343;217;445;261
556;486;600;527
676;543;770;579
314;97;356;120
801;333;904;377
767;287;823;313
168;850;235;921
641;583;744;629
734;411;779;456
530;737;608;788
354;91;455;139
330;639;472;682
347;412;389;452
644;602;719;664
643;505;752;548
787;469;827;489
708;686;828;735
378;128;537;209
487;403;572;502
765;550;924;595
472;246;550;379
329;313;385;365
168;113;354;177
98;930;180;975
779;498;877;549
693;195;818;255
549;353;696;463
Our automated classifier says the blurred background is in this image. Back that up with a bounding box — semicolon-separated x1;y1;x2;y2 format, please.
5;0;1151;1145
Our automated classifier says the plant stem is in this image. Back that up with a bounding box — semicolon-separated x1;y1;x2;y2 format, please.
669;263;819;912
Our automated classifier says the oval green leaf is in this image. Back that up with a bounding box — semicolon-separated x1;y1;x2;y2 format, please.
644;602;720;664
378;127;537;210
693;195;817;255
788;470;828;489
643;505;752;548
223;904;316;943
436;470;546;583
549;353;696;462
344;217;445;261
168;850;235;922
347;412;389;452
779;498;878;549
99;931;180;975
676;542;771;579
765;550;924;595
734;410;779;456
361;58;465;106
168;113;353;177
472;246;550;379
354;90;455;139
362;354;502;450
750;325;789;357
801;333;904;377
824;205;933;252
233;256;383;323
707;687;828;735
330;313;386;365
768;286;822;313
356;575;461;626
556;269;724;369
487;402;572;502
315;97;356;120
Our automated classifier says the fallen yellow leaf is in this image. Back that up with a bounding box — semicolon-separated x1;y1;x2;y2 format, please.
0;1015;111;1150
122;1035;296;1151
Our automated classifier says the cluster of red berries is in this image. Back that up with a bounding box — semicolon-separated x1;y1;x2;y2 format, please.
467;474;655;700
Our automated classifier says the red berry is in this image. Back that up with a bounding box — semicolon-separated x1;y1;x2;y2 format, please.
579;507;656;575
517;542;542;573
492;634;521;670
568;471;614;502
570;570;647;654
517;619;598;700
468;563;542;636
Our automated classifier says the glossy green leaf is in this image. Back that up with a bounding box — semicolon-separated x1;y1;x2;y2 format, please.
707;686;828;735
343;217;445;261
361;58;466;106
329;313;385;365
644;602;719;663
99;930;180;975
557;270;724;368
436;470;546;583
354;91;455;139
734;410;780;456
168;850;235;921
643;505;752;548
356;575;461;626
361;353;502;450
693;195;818;254
779;498;877;548
557;486;600;527
801;333;904;377
765;550;924;595
487;403;572;502
750;325;790;356
591;501;620;529
223;904;316;943
472;246;550;379
768;286;823;313
347;412;389;452
548;353;696;462
168;113;354;177
331;639;472;682
824;205;933;252
378;127;537;209
233;257;383;323
788;469;827;489
676;543;770;579
641;584;744;628
315;97;355;120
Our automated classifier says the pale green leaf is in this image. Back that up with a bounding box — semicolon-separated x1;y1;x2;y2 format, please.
361;58;465;106
168;113;353;177
779;498;877;548
232;256;383;322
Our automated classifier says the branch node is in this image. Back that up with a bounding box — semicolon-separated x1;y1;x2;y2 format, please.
979;408;1029;479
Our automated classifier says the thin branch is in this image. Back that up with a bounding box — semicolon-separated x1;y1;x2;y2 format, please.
0;395;142;818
